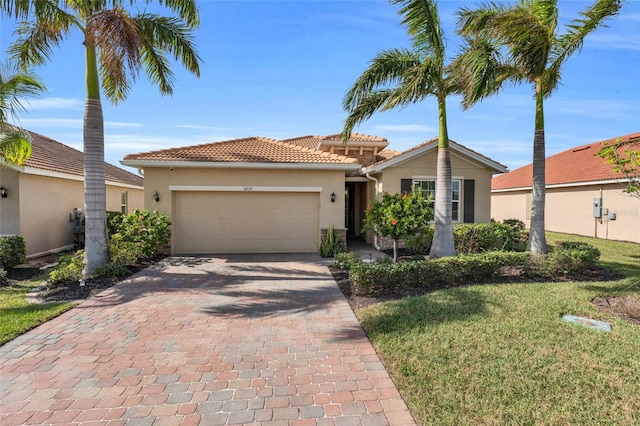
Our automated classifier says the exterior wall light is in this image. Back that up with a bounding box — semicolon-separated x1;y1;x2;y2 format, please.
153;190;160;202
0;186;7;198
330;192;336;203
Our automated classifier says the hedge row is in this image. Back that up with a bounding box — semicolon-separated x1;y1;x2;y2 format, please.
334;241;601;296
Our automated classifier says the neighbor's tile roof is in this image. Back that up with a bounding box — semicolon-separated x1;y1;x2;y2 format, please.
322;132;388;143
19;130;143;186
492;132;640;190
123;137;360;164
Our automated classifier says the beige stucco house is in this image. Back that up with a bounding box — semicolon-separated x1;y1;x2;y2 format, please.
0;130;144;258
491;132;640;244
121;133;507;255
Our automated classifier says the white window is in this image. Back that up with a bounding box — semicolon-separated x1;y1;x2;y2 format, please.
120;191;128;213
413;178;461;222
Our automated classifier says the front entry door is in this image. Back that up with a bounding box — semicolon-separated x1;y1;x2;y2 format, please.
345;183;356;236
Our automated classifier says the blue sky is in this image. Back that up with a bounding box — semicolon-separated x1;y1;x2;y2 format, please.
1;0;639;174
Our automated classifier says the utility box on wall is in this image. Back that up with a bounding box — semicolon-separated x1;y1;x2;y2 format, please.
592;198;602;218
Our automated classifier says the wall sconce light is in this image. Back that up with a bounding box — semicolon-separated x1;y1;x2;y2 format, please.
0;186;7;198
153;190;160;203
330;192;336;203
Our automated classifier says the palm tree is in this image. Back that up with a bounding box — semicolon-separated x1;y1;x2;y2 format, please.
455;0;622;255
0;60;45;165
342;0;457;258
1;0;201;274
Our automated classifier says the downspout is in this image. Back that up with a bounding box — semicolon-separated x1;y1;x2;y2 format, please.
365;172;381;251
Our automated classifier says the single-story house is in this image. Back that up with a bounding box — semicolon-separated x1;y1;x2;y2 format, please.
0;130;144;258
121;133;507;254
491;132;640;244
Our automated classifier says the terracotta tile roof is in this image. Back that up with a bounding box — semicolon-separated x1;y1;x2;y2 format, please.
123;136;359;165
16;129;143;187
281;135;323;150
322;132;388;143
492;132;640;190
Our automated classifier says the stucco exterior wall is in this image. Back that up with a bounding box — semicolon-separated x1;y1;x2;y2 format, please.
0;171;143;258
0;168;20;235
491;183;640;244
378;150;495;223
142;167;347;232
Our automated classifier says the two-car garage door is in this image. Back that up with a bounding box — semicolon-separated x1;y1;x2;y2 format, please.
173;191;320;254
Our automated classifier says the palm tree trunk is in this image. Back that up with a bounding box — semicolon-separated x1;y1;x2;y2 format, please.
430;96;456;258
527;83;547;255
82;44;108;276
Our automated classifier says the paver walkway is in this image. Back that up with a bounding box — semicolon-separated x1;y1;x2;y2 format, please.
1;254;415;425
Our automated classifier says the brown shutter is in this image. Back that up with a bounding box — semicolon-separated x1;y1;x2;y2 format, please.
463;180;475;223
401;179;413;195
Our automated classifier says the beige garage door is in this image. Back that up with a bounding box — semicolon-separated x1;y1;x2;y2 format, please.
173;191;320;254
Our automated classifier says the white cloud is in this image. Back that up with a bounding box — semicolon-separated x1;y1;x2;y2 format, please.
19;117;144;129
548;97;640;119
587;32;640;51
373;124;434;132
26;97;83;110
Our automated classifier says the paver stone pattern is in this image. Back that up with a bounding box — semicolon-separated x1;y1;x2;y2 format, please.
1;254;415;425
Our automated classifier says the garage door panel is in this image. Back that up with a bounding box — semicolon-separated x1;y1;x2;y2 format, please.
174;191;320;254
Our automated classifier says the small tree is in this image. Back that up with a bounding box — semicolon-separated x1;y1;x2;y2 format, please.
362;191;434;262
598;138;640;198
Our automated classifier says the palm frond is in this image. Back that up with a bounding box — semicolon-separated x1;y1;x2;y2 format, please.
0;126;32;165
391;0;445;62
0;61;46;123
342;90;395;142
548;0;622;94
342;48;421;112
147;0;200;28
10;19;72;70
135;13;201;94
86;8;142;103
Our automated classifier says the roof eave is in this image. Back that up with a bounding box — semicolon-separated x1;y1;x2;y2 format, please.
492;178;632;192
120;160;361;171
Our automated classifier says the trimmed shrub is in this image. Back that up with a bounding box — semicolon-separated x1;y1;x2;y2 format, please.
114;210;171;258
93;262;129;279
349;251;532;296
334;251;362;270
0;267;7;285
48;251;84;287
538;241;601;277
0;235;26;269
405;225;434;254
109;234;145;266
453;222;521;254
106;211;126;236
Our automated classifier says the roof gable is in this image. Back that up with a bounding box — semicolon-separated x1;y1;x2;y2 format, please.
492;132;640;190
363;137;508;174
5;129;143;187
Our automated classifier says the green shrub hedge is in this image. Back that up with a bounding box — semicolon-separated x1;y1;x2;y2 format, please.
337;241;601;296
0;235;26;269
453;221;525;254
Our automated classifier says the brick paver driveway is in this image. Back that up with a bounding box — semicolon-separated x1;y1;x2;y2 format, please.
1;254;415;425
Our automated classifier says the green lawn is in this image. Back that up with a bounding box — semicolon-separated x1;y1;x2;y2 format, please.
0;273;74;346
357;232;640;425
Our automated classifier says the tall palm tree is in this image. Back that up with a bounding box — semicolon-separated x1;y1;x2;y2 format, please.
342;0;457;258
1;0;201;274
0;60;45;165
454;0;622;255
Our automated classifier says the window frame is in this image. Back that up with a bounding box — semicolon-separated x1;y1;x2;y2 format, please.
412;176;463;223
120;191;128;214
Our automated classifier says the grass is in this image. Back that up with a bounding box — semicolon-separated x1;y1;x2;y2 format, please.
357;232;640;425
0;272;74;346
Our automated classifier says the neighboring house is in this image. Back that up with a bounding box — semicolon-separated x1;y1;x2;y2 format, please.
491;132;640;244
0;130;144;258
121;133;507;255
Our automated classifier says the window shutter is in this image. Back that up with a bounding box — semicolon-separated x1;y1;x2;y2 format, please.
401;179;413;195
463;180;475;223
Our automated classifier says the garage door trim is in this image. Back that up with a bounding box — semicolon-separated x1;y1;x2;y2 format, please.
169;185;322;193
